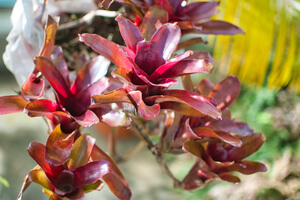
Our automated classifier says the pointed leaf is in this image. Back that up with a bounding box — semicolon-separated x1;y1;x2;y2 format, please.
21;74;45;101
151;23;181;60
79;33;134;70
148;90;221;119
209;76;241;110
71;56;110;94
115;15;143;53
35;56;70;99
0;95;29;115
40;16;58;58
193;20;245;35
52;46;69;83
207;119;254;136
27;142;52;174
227;133;266;161
67;133;96;171
45;125;75;166
219;160;267;175
178;1;219;22
91;145;132;200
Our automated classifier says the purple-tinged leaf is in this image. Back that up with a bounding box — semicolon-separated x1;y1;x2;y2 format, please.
35;56;71;99
150;23;181;60
74;160;111;188
129;90;160;119
149;90;221;119
193;20;245;35
226;133;266;161
53;170;75;196
28;169;53;191
207;119;254;136
27;142;52;174
159;102;207;117
67;133;96;171
52;46;69;83
178;1;220;22
45;125;75;166
135;41;166;75
116;15;143;53
79;33;134;70
183;140;204;157
140;6;168;40
209;76;241;110
91;145;132;200
71;56;110;95
72;110;99;127
21;74;45;101
0;95;29;115
25;99;60;117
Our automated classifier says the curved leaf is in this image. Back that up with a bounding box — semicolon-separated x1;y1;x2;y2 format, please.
21;74;45;101
27;142;52;174
67;133;96;171
45;125;75;166
25;99;60;117
0;95;29;115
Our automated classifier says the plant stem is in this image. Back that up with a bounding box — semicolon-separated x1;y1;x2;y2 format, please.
131;118;182;188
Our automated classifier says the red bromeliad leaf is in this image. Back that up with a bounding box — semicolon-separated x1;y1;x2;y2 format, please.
91;145;132;200
159;102;206;117
28;169;53;191
27;142;52;175
183;140;205;157
70;56;110;95
35;56;71;100
21;74;45;101
79;33;134;70
209;76;241;110
45;125;75;166
0;95;30;115
218;173;241;183
217;160;267;175
150;23;180;61
72;110;99;127
188;126;242;147
73;161;111;188
148;90;221;119
116;15;143;53
192;20;245;35
24;99;60;117
67;133;96;171
178;1;219;22
226;133;266;161
154;0;174;17
128;90;160;119
140;6;168;40
52;46;69;83
206;119;254;136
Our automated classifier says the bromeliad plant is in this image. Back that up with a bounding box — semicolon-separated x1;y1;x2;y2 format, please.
1;0;267;199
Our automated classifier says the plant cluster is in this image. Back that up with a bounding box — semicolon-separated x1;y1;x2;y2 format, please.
1;0;267;199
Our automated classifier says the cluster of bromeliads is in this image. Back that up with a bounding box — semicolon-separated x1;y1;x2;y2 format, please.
0;0;267;199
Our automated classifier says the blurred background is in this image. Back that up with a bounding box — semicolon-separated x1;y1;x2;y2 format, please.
0;0;300;200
